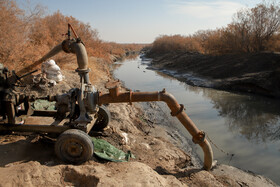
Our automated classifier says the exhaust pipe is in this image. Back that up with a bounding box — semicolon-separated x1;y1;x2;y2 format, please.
98;82;213;170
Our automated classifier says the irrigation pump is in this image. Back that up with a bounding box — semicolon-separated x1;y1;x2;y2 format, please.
0;24;213;169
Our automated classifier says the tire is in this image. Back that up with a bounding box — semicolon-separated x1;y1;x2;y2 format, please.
55;129;94;164
91;105;111;131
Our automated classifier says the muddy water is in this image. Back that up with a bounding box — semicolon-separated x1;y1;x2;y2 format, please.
113;56;280;184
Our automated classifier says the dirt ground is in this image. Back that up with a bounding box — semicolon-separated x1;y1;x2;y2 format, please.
0;57;277;186
148;52;280;98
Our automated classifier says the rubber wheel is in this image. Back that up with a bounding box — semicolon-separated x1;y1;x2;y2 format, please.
91;105;111;131
55;129;94;164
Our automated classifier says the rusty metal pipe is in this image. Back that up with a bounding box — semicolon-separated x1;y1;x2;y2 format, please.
98;87;213;170
39;43;64;63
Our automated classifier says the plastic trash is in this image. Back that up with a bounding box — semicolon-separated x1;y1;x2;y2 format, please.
91;137;135;162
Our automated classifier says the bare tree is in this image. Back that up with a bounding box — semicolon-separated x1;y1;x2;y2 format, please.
233;2;280;52
231;9;252;52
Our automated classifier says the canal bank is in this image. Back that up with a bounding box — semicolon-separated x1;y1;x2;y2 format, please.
146;52;280;98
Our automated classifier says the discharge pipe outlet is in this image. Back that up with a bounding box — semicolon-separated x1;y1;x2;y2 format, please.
98;81;213;170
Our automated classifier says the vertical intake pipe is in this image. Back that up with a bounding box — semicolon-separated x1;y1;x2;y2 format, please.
98;83;213;170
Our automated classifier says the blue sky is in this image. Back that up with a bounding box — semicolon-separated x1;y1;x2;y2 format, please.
19;0;263;43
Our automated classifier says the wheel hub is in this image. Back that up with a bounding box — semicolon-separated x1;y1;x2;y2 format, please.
67;142;83;157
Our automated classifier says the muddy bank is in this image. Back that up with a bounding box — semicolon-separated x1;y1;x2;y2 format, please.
146;52;280;98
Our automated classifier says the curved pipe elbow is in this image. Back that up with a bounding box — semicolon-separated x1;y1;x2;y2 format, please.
159;91;181;114
70;42;88;70
62;39;88;70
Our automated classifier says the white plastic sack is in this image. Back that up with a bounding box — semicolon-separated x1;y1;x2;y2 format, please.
42;59;64;82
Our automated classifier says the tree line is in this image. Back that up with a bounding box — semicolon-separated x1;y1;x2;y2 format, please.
149;2;280;55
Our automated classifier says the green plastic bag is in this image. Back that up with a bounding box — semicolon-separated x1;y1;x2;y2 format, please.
92;137;135;162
